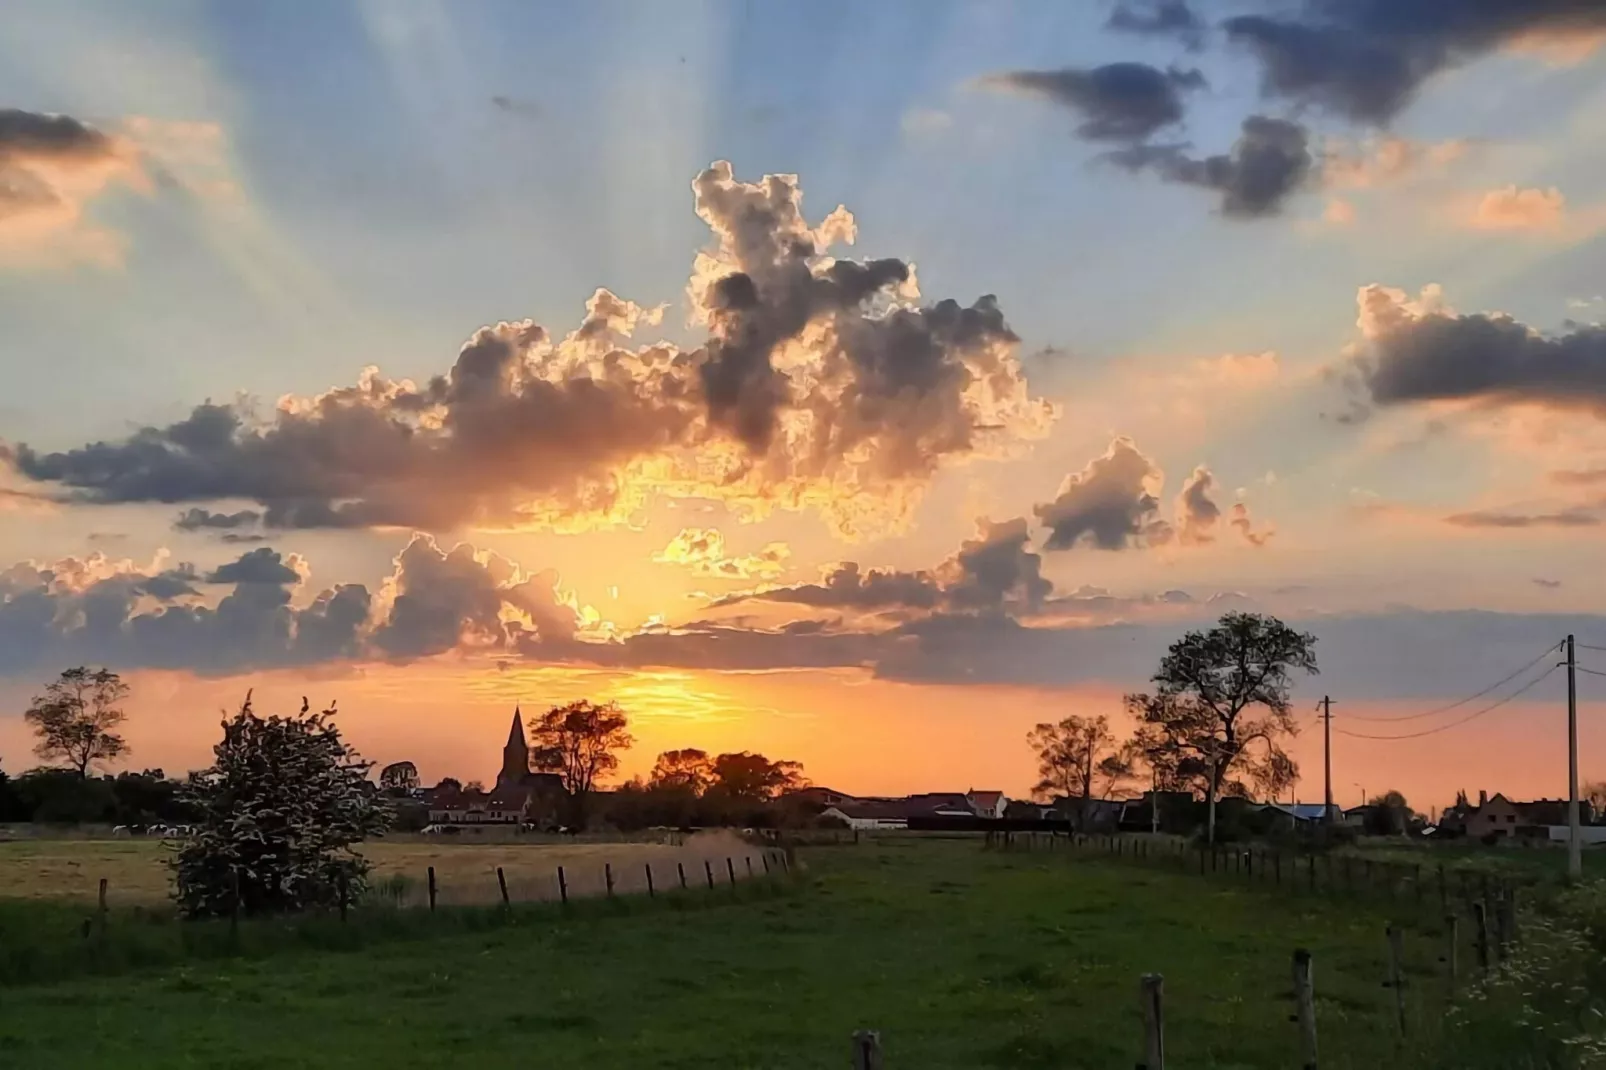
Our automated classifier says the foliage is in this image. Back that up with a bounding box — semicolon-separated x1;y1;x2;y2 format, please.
529;700;634;825
1025;714;1134;825
649;749;714;795
1128;612;1318;843
12;768;117;823
0;763;26;822
1363;789;1414;835
707;751;806;802
171;693;390;919
378;761;420;795
23;667;130;777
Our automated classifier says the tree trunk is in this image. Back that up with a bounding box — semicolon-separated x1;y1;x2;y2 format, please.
1205;766;1220;845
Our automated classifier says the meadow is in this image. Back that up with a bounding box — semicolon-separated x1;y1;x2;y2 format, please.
0;835;1531;1069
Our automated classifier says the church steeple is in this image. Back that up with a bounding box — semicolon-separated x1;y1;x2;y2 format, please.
498;706;530;786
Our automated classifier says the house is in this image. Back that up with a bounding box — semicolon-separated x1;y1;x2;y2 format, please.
820;800;913;830
426;784;532;825
784;786;860;809
966;790;1008;819
904;792;979;817
1441;791;1596;842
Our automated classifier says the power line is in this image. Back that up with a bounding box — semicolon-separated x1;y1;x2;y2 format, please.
1576;666;1606;679
1340;641;1562;722
1333;665;1557;741
1578;642;1606;653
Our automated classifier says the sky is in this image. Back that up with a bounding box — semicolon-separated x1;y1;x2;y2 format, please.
3;0;1606;812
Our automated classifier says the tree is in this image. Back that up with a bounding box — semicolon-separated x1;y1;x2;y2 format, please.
1365;789;1413;836
1128;612;1318;845
462;780;487;794
0;762;26;822
1583;780;1606;822
1026;714;1134;829
707;752;807;803
529;700;633;826
24;667;130;777
171;693;390;919
434;777;463;793
378;761;420;795
649;749;714;795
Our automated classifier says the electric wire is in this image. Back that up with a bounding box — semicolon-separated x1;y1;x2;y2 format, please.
1338;641;1562;722
1332;665;1557;741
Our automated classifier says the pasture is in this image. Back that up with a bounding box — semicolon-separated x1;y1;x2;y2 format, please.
0;835;1509;1069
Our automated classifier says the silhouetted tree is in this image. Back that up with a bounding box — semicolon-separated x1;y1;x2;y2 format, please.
1129;612;1317;845
0;762;25;822
707;751;806;803
1026;714;1134;829
378;761;420;795
649;749;714;795
529;700;633;826
13;767;117;823
24;667;130;777
434;777;462;794
1365;789;1414;836
462;779;487;794
172;693;389;918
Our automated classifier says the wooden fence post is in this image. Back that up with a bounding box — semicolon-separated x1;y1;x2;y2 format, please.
645;863;655;898
726;857;737;887
705;859;716;889
605;862;615;898
1413;864;1422;905
746;856;755;878
427;866;437;911
851;1029;883;1070
1472;901;1489;973
762;853;771;875
557;865;568;906
1137;973;1165;1070
1442;914;1459;989
496;867;509;908
97;877;109;948
1386;925;1407;1035
1293;949;1318;1070
678;861;688;889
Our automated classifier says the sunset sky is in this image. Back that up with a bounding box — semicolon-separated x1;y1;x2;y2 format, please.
3;0;1606;813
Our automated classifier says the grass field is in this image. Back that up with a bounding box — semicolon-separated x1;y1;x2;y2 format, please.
0;836;1484;1069
0;832;767;906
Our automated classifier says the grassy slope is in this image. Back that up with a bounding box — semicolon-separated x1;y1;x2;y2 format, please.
0;838;1453;1070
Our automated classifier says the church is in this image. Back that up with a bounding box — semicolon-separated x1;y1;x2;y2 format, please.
425;708;566;828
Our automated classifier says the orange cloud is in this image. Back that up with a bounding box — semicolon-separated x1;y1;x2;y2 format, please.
0;109;147;269
654;528;790;580
1467;185;1567;230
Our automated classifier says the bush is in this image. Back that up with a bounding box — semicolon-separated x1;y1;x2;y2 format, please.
171;694;390;919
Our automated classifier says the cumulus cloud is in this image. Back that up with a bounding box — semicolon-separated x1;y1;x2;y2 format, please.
0;108;145;267
1351;283;1606;415
1224;0;1606;126
9;163;1053;538
1321;135;1470;189
1230;502;1273;547
1034;437;1171;550
1175;466;1221;545
654;527;790;580
1467;185;1567;230
1106;1;1205;49
1106;115;1314;218
975;63;1206;143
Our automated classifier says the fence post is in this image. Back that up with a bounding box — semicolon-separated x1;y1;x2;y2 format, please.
678;861;688;890
496;867;509;908
1472;901;1489;972
1385;925;1407;1035
558;865;568;906
705;859;716;889
427;866;437;911
1246;849;1254;880
97;877;109;948
762;853;771;875
1505;886;1519;947
1442;914;1459;989
851;1029;883;1070
726;857;737;888
1293;949;1318;1070
746;856;755;878
1274;851;1281;886
1199;845;1206;875
605;862;615;898
1137;973;1165;1070
645;863;655;898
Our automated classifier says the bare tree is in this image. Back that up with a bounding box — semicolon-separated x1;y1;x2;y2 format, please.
529;700;633;825
24;667;130;777
1026;714;1135;830
1129;612;1317;844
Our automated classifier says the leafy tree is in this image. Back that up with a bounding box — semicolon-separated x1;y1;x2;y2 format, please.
378;761;420;795
13;767;117;823
462;780;487;794
529;700;633;826
1128;612;1318;845
434;777;463;793
1026;714;1135;828
707;751;806;803
650;749;714;795
0;762;25;822
24;667;130;777
1365;789;1414;836
171;693;390;919
109;769;196;825
1583;780;1606;822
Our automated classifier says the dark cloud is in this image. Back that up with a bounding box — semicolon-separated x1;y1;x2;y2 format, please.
205;547;302;586
977;63;1206;143
175;507;262;532
1225;1;1606;126
1354;285;1606;413
1106;115;1314;217
0;108;118;165
491;95;542;119
1175;466;1221;545
1445;508;1601;529
723;562;941;612
1035;437;1172;550
1230;502;1273;547
1107;1;1205;49
9;164;1050;537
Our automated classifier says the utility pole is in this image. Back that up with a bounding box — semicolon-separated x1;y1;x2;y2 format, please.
1321;696;1334;825
1567;635;1581;881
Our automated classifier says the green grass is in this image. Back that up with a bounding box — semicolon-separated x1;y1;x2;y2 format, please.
0;838;1475;1069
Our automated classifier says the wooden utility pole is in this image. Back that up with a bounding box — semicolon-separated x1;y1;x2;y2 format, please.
1292;950;1318;1070
1567;635;1582;881
1321;696;1334;825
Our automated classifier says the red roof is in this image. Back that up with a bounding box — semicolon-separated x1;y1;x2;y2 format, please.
969;790;1005;809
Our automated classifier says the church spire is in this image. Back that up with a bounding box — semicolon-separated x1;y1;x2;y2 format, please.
498;706;530;786
507;706;525;748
